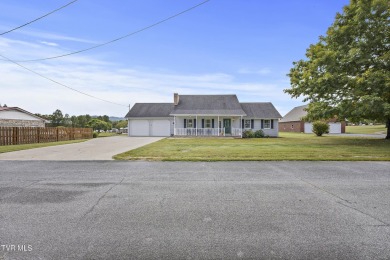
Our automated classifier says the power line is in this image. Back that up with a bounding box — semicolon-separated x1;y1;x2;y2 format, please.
0;0;78;36
0;53;128;107
14;0;210;62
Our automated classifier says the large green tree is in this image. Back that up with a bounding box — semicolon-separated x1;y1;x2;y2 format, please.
87;118;112;132
285;0;390;138
50;109;64;127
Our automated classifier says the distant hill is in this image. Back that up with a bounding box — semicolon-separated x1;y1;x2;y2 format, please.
109;116;126;122
91;116;126;121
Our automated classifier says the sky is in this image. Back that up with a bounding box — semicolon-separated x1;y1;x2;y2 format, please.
0;0;350;117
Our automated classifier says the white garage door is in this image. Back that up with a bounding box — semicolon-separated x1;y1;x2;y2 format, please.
151;120;171;136
328;123;341;134
304;123;312;133
129;120;171;136
129;120;149;136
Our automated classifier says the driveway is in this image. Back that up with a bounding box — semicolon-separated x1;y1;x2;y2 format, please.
0;136;163;160
0;161;389;259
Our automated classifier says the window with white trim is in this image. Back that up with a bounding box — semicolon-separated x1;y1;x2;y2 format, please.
244;119;251;129
205;119;211;128
264;119;271;129
187;119;193;128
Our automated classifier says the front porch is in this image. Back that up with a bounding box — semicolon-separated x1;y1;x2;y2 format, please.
174;127;242;137
173;116;243;137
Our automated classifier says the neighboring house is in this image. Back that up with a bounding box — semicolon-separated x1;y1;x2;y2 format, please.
0;107;47;127
279;105;345;134
125;93;282;137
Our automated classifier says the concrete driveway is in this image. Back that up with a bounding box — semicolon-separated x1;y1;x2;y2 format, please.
0;136;163;160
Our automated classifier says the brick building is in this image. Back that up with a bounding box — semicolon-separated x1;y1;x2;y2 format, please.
279;105;345;134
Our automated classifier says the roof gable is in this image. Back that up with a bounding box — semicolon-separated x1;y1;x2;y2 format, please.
170;95;246;116
280;105;308;122
240;103;282;118
0;107;46;121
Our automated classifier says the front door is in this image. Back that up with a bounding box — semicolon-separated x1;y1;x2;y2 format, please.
223;119;231;134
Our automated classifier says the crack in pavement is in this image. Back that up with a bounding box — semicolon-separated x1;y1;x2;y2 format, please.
297;177;389;226
81;177;125;219
336;201;389;226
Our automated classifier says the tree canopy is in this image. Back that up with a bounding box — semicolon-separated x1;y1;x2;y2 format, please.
284;0;390;138
86;118;112;132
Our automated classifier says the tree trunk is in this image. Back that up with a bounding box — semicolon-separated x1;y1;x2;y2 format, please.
386;118;390;139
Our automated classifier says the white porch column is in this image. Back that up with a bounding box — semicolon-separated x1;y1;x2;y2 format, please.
196;115;198;136
217;115;219;136
240;116;243;138
174;116;176;136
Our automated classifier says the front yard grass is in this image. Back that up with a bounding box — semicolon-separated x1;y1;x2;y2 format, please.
113;132;390;161
346;125;386;134
0;139;88;154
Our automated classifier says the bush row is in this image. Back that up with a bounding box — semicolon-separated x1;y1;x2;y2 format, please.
242;129;267;138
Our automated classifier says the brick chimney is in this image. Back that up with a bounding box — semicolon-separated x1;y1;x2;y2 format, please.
174;93;179;106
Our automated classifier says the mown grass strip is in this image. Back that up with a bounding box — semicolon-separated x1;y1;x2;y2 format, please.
0;139;88;154
346;125;386;134
113;133;390;161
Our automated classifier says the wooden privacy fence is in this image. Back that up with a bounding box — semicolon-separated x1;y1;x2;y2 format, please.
0;127;93;146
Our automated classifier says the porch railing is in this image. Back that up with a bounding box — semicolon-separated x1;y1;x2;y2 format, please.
174;128;242;137
231;128;242;136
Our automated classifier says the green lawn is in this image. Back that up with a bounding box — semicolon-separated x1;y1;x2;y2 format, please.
346;125;386;134
114;132;390;161
96;132;126;137
0;139;88;154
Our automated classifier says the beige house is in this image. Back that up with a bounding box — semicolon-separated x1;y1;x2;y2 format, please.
0;107;47;127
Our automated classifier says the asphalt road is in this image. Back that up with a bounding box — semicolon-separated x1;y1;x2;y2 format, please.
0;161;389;260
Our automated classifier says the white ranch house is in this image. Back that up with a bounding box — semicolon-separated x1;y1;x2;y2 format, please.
0;107;47;127
125;94;282;137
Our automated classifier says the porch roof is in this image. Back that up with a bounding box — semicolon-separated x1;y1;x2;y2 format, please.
170;95;246;116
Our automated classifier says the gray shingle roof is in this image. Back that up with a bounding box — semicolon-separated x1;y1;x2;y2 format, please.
125;95;283;119
170;95;246;116
240;103;282;118
125;103;174;118
279;105;308;122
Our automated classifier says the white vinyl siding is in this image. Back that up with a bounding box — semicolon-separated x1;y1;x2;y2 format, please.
245;118;279;137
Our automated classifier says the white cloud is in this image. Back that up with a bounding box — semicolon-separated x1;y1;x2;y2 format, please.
39;41;58;47
16;29;99;44
238;68;272;75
